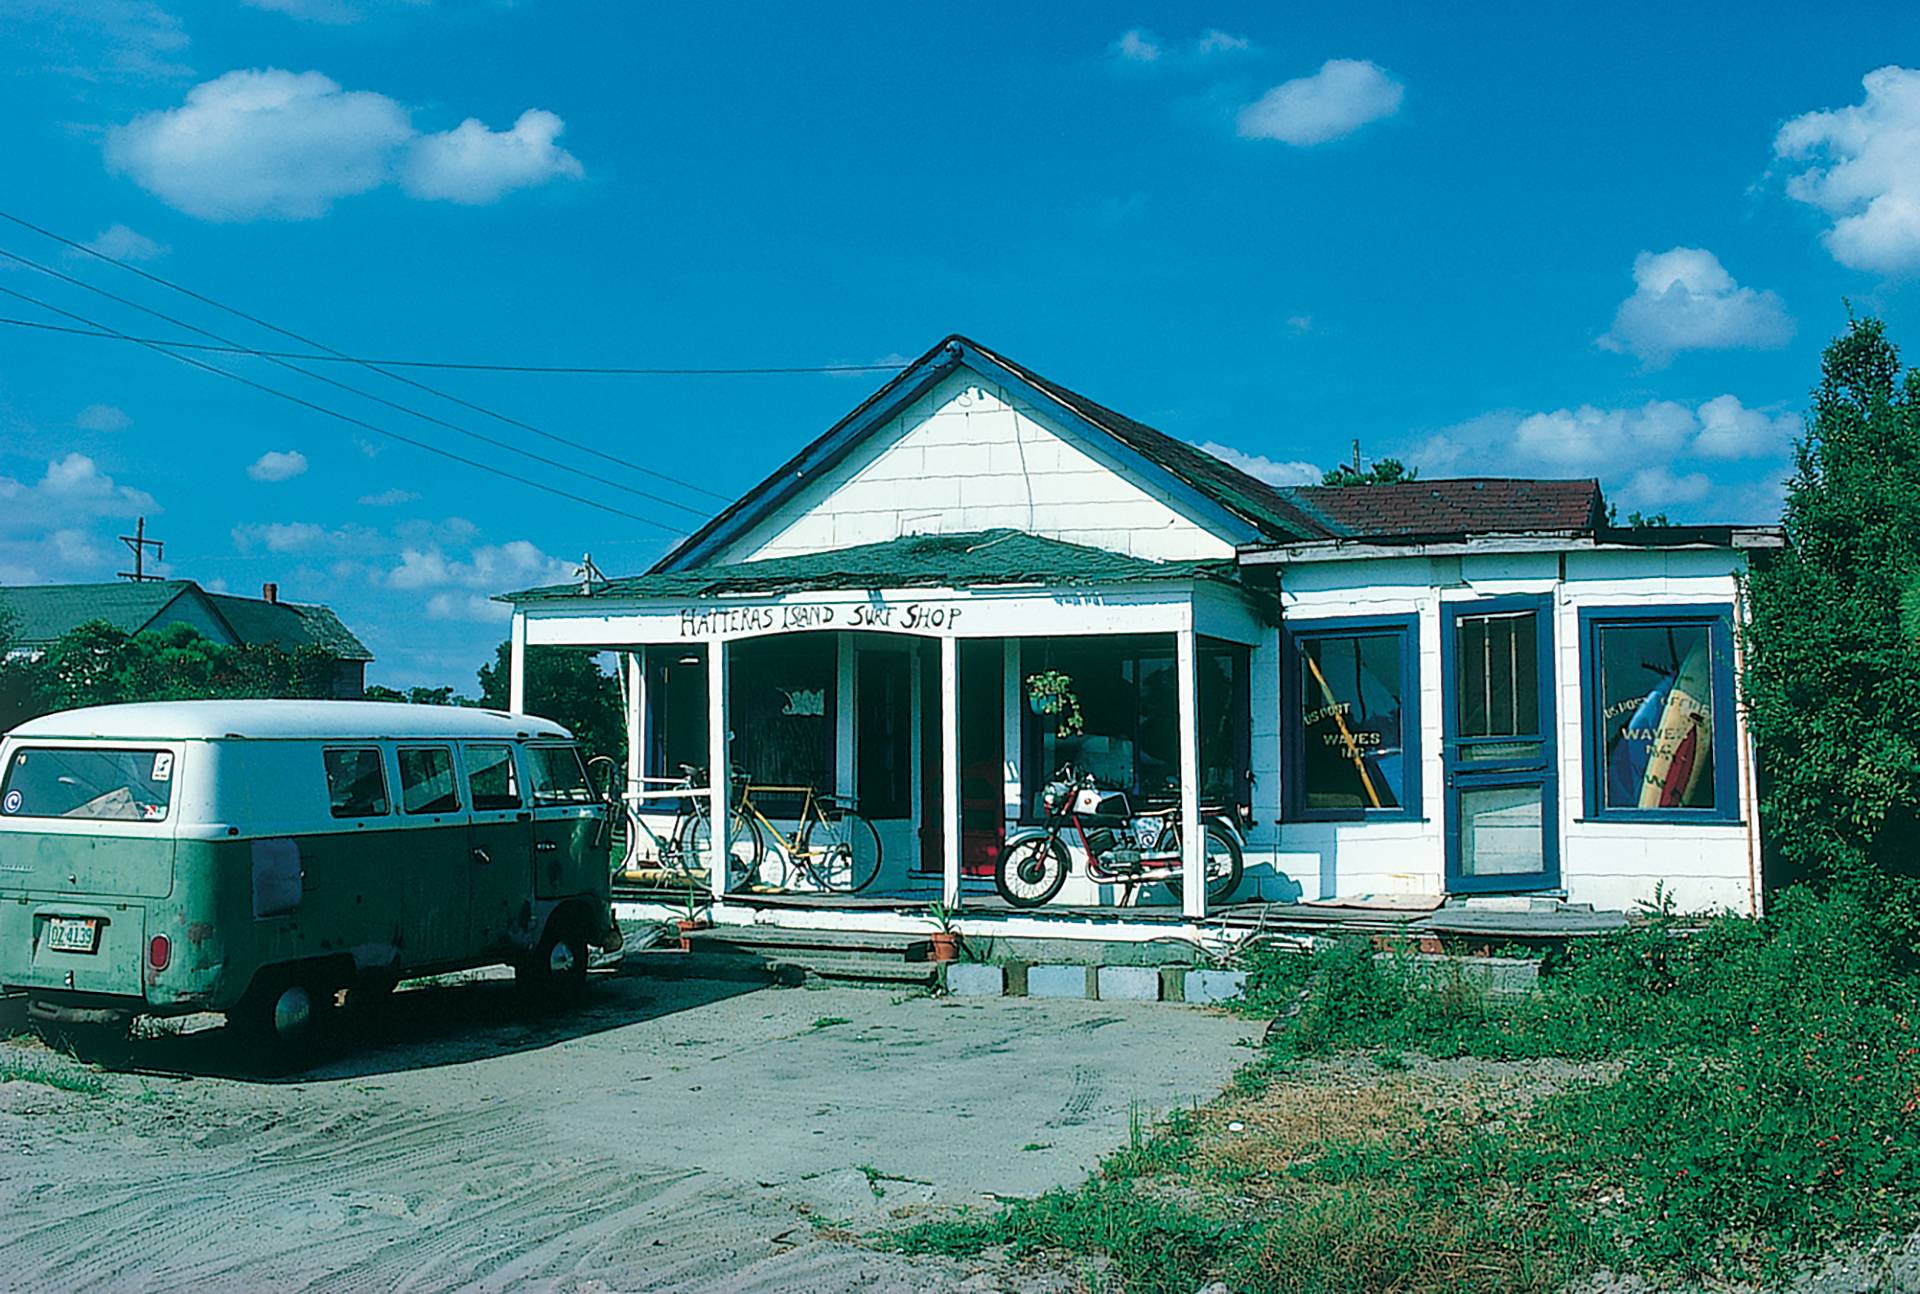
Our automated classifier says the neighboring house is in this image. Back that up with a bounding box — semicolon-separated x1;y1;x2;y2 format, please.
0;580;373;699
503;334;1779;929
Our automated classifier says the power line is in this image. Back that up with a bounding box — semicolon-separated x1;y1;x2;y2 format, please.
0;314;903;375
0;246;714;518
0;280;685;534
0;209;734;502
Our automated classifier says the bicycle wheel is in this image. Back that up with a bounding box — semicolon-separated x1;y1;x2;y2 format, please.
797;808;883;893
679;808;763;891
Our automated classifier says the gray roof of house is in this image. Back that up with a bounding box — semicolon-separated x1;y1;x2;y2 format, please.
0;580;372;662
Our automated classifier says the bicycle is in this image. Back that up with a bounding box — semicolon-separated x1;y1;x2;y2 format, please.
732;777;883;894
587;757;758;892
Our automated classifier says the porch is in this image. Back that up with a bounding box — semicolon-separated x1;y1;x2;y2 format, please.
506;530;1272;936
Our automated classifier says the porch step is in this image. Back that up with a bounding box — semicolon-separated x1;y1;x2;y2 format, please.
787;955;940;987
685;926;933;960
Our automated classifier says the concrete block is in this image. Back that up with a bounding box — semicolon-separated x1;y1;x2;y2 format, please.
1159;965;1187;1002
1029;963;1093;1000
943;962;1004;997
1096;965;1161;1002
1003;961;1030;997
1184;969;1249;1005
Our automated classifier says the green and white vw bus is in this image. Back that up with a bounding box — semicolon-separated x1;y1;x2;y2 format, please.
0;700;621;1050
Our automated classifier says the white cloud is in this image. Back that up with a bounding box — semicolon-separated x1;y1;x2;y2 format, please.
1285;314;1313;334
1237;59;1403;146
402;109;584;205
76;403;131;432
231;521;380;554
0;455;158;558
1598;247;1793;366
1195;29;1252;55
1195;441;1320;487
239;0;407;23
1512;400;1699;470
1776;66;1920;274
390;539;572;594
1112;29;1161;63
1620;465;1713;510
247;449;308;481
15;0;191;80
358;487;420;506
80;224;167;262
425;591;505;622
1693;394;1799;460
105;68;583;221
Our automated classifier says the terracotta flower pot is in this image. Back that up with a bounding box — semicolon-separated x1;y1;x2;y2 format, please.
930;931;960;963
676;917;706;952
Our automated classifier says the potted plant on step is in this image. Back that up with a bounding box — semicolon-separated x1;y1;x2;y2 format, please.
674;882;709;952
1025;670;1083;737
926;901;962;963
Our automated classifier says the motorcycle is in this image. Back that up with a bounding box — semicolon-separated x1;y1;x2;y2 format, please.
994;764;1245;908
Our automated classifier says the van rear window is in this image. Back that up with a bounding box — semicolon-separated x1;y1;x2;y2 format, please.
2;747;174;822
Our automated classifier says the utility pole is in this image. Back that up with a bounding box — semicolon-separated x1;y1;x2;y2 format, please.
1351;439;1362;475
118;517;165;582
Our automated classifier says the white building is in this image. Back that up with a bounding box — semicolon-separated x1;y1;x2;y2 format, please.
503;336;1778;938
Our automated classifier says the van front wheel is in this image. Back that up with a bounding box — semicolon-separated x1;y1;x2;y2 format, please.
518;915;588;1006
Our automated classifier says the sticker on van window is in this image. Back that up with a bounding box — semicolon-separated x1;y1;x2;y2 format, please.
151;752;174;782
2;790;18;814
140;802;165;821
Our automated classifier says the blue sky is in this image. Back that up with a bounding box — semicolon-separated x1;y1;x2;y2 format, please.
5;1;1920;689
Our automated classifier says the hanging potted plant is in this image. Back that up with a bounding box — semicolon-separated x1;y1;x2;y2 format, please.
925;901;962;962
1024;670;1083;737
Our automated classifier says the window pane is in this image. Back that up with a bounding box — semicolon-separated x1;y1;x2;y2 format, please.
398;746;460;815
1198;644;1249;805
528;745;594;806
466;743;521;811
2;747;174;821
648;651;710;779
1456;612;1538;739
325;748;389;818
1459;784;1544;875
1598;622;1716;810
1299;632;1407;811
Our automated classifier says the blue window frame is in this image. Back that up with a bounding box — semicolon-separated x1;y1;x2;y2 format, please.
1282;614;1422;822
1578;604;1739;823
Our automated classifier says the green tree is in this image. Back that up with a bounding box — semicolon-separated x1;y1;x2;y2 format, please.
1322;457;1417;487
1743;316;1920;887
477;641;624;763
0;610;47;733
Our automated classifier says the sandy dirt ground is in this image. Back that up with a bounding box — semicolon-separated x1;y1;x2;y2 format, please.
0;966;1253;1293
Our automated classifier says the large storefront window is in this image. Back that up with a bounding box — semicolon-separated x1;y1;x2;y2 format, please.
646;648;710;780
1580;606;1735;819
729;636;836;792
1021;635;1247;814
1284;615;1420;820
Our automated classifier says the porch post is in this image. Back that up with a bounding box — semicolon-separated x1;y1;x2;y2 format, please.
940;634;962;908
707;638;731;902
508;611;527;713
624;651;645;801
1177;626;1205;920
835;633;856;801
1001;638;1023;824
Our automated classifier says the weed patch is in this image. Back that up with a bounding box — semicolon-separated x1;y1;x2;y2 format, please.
889;888;1920;1291
0;1051;106;1096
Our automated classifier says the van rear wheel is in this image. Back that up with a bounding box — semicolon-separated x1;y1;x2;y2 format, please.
232;974;335;1071
518;914;588;1006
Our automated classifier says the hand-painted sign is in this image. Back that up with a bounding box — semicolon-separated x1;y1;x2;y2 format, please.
678;598;963;638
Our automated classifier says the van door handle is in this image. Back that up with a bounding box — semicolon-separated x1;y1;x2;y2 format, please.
471;848;491;866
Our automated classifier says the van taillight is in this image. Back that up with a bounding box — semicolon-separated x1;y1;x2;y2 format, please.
148;934;171;971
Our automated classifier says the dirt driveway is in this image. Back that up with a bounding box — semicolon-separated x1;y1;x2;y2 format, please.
0;966;1252;1293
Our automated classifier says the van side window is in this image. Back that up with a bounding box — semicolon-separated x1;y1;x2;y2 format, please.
465;744;521;811
528;745;595;806
324;748;390;818
398;746;460;815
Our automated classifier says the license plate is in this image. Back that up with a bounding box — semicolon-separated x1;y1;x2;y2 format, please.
46;917;99;954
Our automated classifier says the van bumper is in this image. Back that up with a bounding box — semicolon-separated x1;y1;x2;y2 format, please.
25;990;142;1028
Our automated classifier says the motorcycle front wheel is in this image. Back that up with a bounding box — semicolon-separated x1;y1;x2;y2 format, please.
995;836;1070;908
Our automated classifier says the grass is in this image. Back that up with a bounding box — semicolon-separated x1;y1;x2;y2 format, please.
887;886;1920;1293
809;1015;852;1031
0;1051;107;1096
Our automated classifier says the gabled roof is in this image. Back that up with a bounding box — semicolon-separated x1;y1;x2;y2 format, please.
1288;479;1604;540
0;580;372;662
652;334;1336;572
509;528;1237;603
204;593;373;662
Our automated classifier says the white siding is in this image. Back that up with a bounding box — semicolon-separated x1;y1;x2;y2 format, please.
718;370;1240;564
1244;547;1761;915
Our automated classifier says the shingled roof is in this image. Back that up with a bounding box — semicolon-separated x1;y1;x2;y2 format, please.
0;580;372;662
1289;479;1604;540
